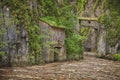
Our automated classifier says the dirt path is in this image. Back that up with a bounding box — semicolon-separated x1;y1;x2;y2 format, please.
0;52;120;80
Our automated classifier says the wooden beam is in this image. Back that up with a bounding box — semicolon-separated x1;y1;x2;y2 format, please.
78;17;98;21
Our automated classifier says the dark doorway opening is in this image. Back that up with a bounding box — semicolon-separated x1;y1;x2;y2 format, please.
54;47;61;62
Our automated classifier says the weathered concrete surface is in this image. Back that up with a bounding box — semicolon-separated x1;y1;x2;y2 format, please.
80;0;110;57
40;20;66;62
0;53;120;80
97;27;107;57
0;6;29;66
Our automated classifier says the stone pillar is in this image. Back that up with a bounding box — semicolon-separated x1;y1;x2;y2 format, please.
97;25;107;57
2;6;29;66
3;6;17;66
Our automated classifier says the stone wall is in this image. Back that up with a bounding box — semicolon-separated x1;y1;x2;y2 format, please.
40;20;66;62
0;6;29;66
80;0;108;57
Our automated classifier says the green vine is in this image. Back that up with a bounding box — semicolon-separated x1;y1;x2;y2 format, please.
93;0;100;10
98;0;120;47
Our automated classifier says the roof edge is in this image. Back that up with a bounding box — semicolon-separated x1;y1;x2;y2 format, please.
40;18;66;29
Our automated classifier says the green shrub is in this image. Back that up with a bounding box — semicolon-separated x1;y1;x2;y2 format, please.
66;34;85;60
113;54;120;61
29;55;35;64
0;51;5;66
0;51;5;57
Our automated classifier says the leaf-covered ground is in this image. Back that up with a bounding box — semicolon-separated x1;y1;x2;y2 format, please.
0;52;120;80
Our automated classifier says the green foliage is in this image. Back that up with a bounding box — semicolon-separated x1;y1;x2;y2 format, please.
80;27;92;37
93;0;99;9
107;12;120;46
0;12;6;63
0;0;43;64
66;33;84;60
75;0;87;14
40;17;66;28
99;0;120;47
40;0;77;29
98;13;111;27
114;54;120;61
40;0;86;27
28;24;43;64
0;0;88;63
0;51;5;56
29;55;35;64
40;0;86;60
40;0;87;29
0;51;5;66
0;11;6;48
40;0;87;60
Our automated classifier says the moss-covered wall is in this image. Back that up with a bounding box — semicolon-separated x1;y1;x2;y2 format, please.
80;0;108;57
80;0;120;56
0;6;29;67
39;20;66;62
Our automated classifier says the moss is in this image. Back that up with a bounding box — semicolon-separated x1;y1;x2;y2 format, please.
40;17;66;28
78;17;98;21
0;51;5;56
114;54;120;61
93;0;99;10
66;34;84;60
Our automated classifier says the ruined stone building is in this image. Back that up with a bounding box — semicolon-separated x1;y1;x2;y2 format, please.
0;6;66;66
40;20;66;62
79;0;107;57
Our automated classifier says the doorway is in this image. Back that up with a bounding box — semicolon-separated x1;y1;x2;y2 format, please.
54;47;61;62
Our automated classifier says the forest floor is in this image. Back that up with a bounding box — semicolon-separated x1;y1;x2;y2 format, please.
0;52;120;80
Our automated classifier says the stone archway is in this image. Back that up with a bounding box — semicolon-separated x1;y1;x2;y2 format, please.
79;17;107;57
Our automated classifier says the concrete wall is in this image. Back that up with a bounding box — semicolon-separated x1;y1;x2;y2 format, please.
80;0;108;57
0;6;29;66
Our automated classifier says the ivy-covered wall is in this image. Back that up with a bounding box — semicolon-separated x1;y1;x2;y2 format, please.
1;0;119;66
80;0;120;56
0;0;87;66
0;6;29;67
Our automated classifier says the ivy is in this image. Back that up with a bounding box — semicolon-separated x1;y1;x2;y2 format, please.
0;0;88;63
28;24;43;64
66;33;84;60
0;11;6;65
39;0;87;60
98;13;111;27
36;0;87;61
99;0;120;46
93;0;100;10
0;0;42;64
